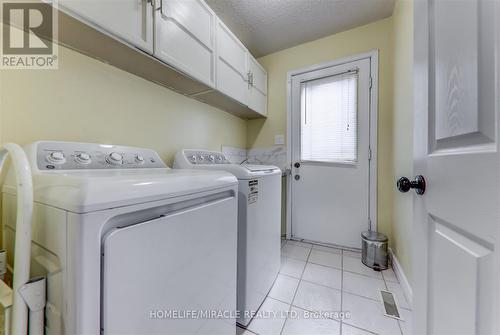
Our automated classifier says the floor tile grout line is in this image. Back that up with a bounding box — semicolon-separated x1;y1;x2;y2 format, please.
281;249;386;335
287;303;343;324
279;242;405;335
307;260;342;271
341;288;390;305
343;268;385;281
342;321;381;335
276;272;303;281
298;278;342;293
308;261;342;270
279;244;312;335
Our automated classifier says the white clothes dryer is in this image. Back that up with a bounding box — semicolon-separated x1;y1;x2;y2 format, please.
2;141;238;335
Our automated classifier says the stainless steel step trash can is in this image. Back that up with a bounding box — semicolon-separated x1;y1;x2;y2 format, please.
361;231;388;271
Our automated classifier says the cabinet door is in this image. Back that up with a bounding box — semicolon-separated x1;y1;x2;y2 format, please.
155;0;216;87
247;54;268;116
216;19;248;105
59;0;153;53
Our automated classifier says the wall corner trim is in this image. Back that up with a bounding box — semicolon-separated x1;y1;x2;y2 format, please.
388;248;413;308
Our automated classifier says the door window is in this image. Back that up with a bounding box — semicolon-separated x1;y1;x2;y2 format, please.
300;73;358;163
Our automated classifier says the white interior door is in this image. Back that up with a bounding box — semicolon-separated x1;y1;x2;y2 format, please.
413;0;500;333
290;57;373;248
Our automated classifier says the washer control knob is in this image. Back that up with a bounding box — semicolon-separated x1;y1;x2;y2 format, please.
106;152;123;165
190;155;197;163
75;152;91;164
208;154;215;162
47;152;66;164
135;155;145;164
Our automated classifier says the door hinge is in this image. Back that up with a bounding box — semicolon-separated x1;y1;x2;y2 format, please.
369;76;373;89
151;0;161;11
368;147;372;161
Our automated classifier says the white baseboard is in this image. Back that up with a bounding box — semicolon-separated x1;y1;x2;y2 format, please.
388;248;413;308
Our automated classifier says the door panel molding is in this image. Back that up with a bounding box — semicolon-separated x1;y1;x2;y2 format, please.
427;0;497;154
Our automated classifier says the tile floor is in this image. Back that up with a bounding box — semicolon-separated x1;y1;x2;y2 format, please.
238;240;412;335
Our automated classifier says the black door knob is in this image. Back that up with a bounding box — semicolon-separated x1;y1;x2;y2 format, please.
397;175;426;195
294;162;301;168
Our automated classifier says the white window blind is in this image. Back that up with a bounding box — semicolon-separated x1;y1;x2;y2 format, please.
300;72;358;163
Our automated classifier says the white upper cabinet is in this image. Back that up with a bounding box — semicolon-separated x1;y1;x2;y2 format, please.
247;54;268;116
155;0;216;87
58;0;267;117
58;0;153;53
216;19;249;105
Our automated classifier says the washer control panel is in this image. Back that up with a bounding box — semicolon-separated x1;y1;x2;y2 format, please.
182;150;230;165
36;141;166;170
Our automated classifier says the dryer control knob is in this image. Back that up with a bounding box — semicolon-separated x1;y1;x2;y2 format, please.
75;153;91;164
106;152;123;165
135;155;145;164
47;152;66;164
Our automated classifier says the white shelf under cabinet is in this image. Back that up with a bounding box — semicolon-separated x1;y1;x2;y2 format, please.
38;1;266;119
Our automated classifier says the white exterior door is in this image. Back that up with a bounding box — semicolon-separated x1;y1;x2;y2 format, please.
412;0;500;334
155;0;216;87
59;0;153;53
289;57;374;248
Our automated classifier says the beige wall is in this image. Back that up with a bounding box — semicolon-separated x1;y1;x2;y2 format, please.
0;45;247;165
0;8;414;283
248;18;395;246
391;0;414;283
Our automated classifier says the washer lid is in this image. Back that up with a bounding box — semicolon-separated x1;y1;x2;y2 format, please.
181;163;281;179
243;164;279;172
2;169;237;213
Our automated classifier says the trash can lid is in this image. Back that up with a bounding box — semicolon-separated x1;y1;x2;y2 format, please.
361;230;388;242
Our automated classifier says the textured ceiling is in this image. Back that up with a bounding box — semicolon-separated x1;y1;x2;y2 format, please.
206;0;395;57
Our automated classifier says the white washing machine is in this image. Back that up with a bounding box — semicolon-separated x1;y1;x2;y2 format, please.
173;149;281;327
2;141;239;335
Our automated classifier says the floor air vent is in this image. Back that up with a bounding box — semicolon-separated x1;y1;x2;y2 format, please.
380;290;401;320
